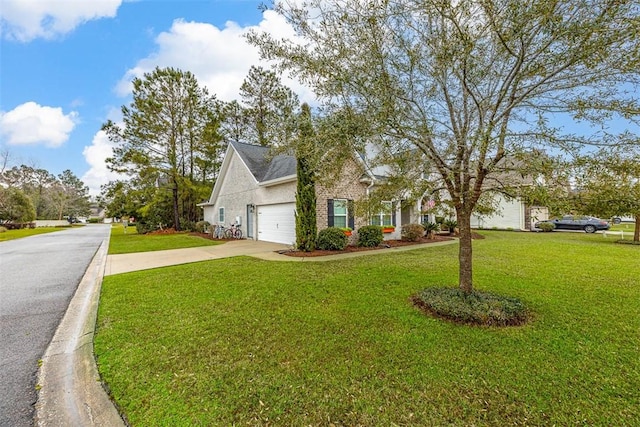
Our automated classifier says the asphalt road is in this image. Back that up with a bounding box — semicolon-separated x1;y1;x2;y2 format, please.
0;225;110;427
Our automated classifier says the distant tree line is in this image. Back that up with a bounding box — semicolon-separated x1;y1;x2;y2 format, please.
0;165;91;225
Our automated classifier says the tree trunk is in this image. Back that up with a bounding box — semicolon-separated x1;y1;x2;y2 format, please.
456;209;473;294
172;179;181;231
634;214;639;243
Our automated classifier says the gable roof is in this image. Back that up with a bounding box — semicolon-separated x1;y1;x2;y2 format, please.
200;140;380;207
231;141;297;183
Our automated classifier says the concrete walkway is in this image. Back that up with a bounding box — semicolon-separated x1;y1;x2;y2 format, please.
106;238;458;275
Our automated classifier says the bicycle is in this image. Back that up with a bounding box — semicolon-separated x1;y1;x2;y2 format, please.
212;224;226;239
224;222;243;239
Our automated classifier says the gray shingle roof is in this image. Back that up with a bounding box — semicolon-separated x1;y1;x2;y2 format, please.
230;141;296;182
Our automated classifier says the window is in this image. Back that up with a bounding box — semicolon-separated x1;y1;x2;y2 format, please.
333;199;348;228
218;207;225;223
371;201;393;226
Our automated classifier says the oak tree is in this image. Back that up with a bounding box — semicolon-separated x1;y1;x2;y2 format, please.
249;0;640;292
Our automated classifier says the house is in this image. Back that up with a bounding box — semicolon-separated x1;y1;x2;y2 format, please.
200;141;426;245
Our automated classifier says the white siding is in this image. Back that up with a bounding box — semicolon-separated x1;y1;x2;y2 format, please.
203;150;296;240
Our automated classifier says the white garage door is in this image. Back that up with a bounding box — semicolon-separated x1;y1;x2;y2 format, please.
257;203;296;245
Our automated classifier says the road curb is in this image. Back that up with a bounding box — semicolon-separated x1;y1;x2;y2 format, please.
35;237;126;426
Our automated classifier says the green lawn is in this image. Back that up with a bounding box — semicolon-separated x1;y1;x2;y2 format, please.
0;227;65;242
108;225;223;254
95;231;640;426
610;222;636;232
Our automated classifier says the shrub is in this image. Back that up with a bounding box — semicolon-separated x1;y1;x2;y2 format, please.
87;218;102;224
180;219;196;232
316;227;348;250
443;219;458;230
0;226;7;233
195;220;210;233
3;222;36;230
423;221;440;238
357;225;383;247
136;222;156;234
413;287;528;327
401;223;425;241
537;222;555;232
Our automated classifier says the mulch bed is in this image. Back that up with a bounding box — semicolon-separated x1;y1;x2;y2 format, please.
281;234;457;258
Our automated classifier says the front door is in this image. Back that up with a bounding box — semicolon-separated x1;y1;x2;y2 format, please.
246;204;254;238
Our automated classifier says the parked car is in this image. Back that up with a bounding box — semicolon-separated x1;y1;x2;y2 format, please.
535;215;610;233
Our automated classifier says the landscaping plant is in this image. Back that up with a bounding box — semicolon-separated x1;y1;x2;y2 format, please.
356;225;383;247
401;223;425;241
315;227;347;250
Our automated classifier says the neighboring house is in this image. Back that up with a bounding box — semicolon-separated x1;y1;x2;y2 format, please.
200;141;425;245
470;193;549;231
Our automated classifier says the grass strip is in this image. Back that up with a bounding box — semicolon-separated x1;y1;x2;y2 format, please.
0;227;64;242
108;225;222;254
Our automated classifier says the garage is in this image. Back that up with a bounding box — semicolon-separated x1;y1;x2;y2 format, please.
257;203;296;245
470;196;524;230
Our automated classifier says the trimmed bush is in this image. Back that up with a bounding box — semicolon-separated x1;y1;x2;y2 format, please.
537;222;555;232
87;218;102;224
401;223;425;241
357;225;383;247
180;219;196;232
413;287;528;327
195;220;210;233
316;227;348;250
0;226;7;233
136;222;155;235
2;222;36;230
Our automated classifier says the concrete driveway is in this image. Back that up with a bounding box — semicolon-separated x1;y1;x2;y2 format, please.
105;240;289;275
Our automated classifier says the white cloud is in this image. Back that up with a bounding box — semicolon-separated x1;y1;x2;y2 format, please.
0;101;78;147
0;0;122;42
81;129;123;196
115;10;315;103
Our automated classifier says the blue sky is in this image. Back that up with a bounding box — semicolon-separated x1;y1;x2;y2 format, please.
1;0;308;195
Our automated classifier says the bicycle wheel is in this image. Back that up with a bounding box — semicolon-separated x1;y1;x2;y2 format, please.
235;229;243;239
224;229;233;239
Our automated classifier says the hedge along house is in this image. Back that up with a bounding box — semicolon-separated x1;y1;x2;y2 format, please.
200;141;426;245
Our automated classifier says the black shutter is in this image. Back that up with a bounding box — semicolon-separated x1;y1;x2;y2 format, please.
392;201;397;226
348;200;355;229
327;199;334;227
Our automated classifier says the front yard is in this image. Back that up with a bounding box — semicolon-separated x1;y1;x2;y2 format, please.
95;231;639;426
108;225;223;254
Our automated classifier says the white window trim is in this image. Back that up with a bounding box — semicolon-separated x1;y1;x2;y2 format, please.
333;198;348;228
371;201;393;226
218;207;225;224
